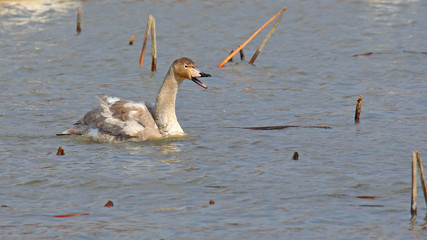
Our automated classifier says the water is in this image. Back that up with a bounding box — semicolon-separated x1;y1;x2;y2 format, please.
0;0;426;239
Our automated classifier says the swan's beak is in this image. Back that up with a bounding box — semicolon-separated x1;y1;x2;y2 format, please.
191;72;211;89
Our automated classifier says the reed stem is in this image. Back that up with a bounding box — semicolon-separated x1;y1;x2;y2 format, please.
139;15;153;69
228;50;234;62
416;151;427;209
239;45;245;60
355;95;362;123
129;35;135;45
151;16;157;72
412;151;418;216
76;7;82;34
218;8;286;68
249;8;286;64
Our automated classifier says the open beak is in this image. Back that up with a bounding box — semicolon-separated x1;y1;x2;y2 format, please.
191;72;211;89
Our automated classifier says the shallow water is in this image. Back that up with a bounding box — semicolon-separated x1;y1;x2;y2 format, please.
0;0;426;239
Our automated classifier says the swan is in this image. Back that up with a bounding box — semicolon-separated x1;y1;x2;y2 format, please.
59;57;211;142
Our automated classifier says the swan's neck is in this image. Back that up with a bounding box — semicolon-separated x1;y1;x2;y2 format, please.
154;67;185;136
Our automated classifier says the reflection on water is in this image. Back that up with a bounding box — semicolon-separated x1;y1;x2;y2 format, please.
155;141;183;155
124;139;184;155
120;140;185;175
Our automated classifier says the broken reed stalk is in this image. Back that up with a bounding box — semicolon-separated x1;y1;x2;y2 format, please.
355;95;362;123
228;50;234;62
151;16;157;72
239;45;245;60
139;15;153;69
292;152;299;160
129;35;135;45
218;8;286;68
56;147;65;156
76;7;82;33
249;8;286;64
412;151;417;216
416;151;427;209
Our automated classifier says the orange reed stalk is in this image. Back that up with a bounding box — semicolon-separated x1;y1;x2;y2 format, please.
249;8;286;64
139;15;153;69
218;8;286;68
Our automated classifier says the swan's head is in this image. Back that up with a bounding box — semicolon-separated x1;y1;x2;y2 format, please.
173;57;211;89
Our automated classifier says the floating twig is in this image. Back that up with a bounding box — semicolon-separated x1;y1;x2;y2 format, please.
412;151;418;216
54;213;90;218
355;95;362;123
151;16;157;72
353;51;427;57
139;15;153;69
76;7;82;34
249;8;286;64
129;35;135;45
359;204;384;208
218;8;287;68
357;196;380;199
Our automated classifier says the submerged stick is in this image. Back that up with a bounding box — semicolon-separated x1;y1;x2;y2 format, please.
412;151;418;216
139;15;153;69
353;52;373;57
55;213;89;218
249;8;286;64
151;16;157;72
76;7;82;34
218;8;286;68
241;125;331;130
355;95;362;123
416;151;427;209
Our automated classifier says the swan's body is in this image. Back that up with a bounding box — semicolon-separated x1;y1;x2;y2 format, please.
60;57;210;142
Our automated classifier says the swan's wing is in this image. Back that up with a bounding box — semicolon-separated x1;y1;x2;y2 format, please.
64;96;162;140
97;96;162;139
